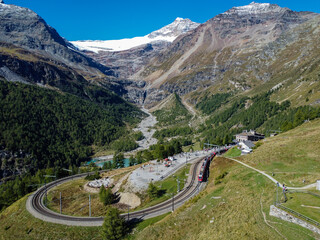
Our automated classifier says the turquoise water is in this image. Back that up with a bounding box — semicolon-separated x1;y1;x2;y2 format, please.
86;159;99;164
92;158;130;168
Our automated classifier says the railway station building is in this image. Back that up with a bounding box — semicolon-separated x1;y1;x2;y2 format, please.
235;130;265;142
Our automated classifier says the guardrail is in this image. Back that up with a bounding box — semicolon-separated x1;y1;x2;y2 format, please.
275;203;320;227
286;189;320;199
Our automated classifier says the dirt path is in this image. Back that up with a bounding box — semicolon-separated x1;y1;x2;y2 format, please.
260;193;288;240
225;157;316;190
181;97;198;127
301;205;320;209
113;172;131;193
182;97;197;117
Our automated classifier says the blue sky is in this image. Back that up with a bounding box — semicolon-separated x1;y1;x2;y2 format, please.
6;0;320;41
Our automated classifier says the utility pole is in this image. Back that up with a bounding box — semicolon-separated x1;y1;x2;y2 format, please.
177;177;180;193
44;179;47;206
127;206;130;221
282;187;287;202
172;193;174;212
276;182;279;205
60;192;62;214
89;194;91;217
43;175;56;206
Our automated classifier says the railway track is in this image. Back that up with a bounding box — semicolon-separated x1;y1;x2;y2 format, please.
26;156;205;226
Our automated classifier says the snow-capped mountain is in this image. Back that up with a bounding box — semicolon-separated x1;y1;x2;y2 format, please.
148;17;200;39
71;18;200;53
223;2;288;16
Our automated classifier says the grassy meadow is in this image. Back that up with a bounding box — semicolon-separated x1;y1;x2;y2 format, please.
241;119;320;187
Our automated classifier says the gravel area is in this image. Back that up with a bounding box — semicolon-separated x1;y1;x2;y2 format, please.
126;149;216;193
132;107;158;151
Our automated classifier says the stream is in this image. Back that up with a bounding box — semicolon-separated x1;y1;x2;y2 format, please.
132;107;158;151
92;107;158;161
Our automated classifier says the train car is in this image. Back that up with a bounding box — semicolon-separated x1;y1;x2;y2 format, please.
198;158;207;182
198;152;218;182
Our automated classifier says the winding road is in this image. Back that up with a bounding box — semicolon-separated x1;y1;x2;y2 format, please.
26;156;205;226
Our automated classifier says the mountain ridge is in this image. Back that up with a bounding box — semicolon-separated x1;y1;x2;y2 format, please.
71;17;200;53
136;2;320;107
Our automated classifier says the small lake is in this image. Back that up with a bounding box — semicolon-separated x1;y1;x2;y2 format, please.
88;158;130;168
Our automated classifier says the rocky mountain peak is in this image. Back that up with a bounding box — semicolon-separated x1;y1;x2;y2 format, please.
0;3;67;50
148;17;200;39
0;2;38;18
223;2;288;16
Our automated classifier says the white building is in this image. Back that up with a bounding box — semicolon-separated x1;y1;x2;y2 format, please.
238;140;255;154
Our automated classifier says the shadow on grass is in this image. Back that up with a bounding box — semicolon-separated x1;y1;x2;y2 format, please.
158;189;167;197
126;218;144;233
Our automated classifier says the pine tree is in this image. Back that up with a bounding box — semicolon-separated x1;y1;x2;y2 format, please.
147;182;160;199
99;186;114;206
99;186;107;204
101;207;127;240
113;153;125;169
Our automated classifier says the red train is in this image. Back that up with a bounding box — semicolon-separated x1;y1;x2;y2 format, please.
198;152;216;182
198;147;230;182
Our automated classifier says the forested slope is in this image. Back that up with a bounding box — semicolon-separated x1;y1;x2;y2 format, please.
198;92;320;145
0;80;142;177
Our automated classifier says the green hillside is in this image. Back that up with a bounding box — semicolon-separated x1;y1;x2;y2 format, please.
133;159;316;240
152;93;193;140
0;195;101;240
242;118;320;186
133;119;320;239
153;93;192;126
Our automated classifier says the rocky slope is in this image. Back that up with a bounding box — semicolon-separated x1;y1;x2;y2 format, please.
0;2;144;104
71;18;200;79
137;2;320;107
0;3;115;77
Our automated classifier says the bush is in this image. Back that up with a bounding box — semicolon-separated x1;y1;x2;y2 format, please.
85;171;101;181
252;141;263;150
133;131;144;141
214;172;228;185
